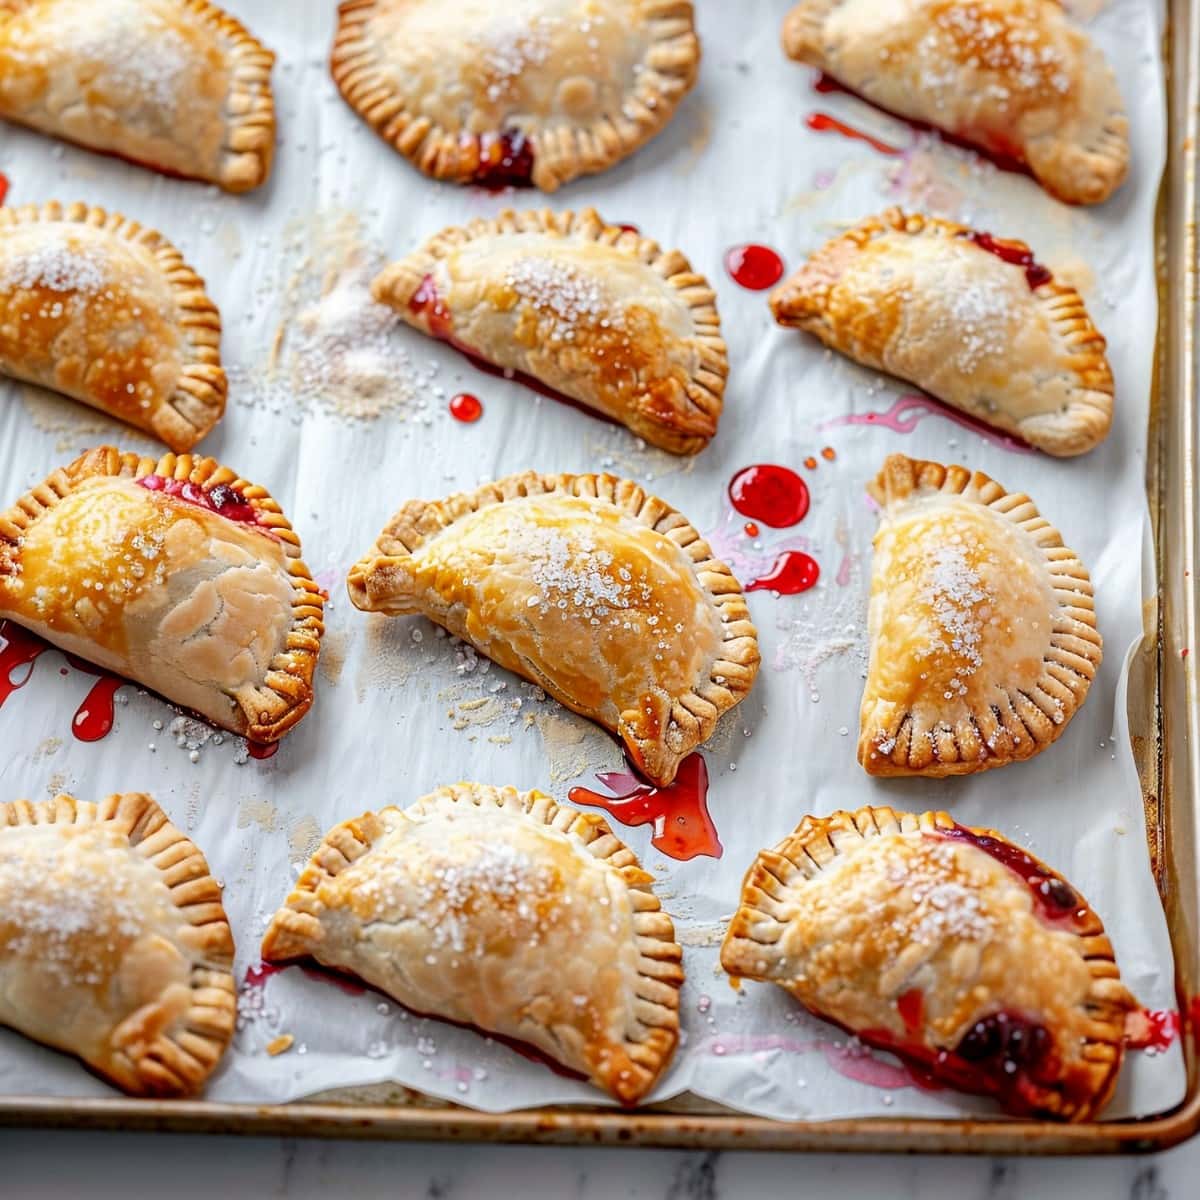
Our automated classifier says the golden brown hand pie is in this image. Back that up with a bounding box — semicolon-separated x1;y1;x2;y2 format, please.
770;210;1113;457
0;791;235;1097
331;0;700;191
348;471;759;786
859;455;1101;777
0;446;324;742
782;0;1128;205
372;208;727;455
262;782;683;1105
0;0;275;192
0;202;226;452
721;806;1136;1121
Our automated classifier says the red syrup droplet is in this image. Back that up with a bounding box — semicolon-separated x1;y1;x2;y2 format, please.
1125;1008;1180;1052
569;753;721;861
935;825;1087;930
962;231;1052;290
813;72;848;95
71;674;123;742
0;173;9;206
469;129;535;190
0;620;48;709
728;464;810;528
247;739;279;760
743;521;759;538
821;446;836;461
724;244;785;291
449;392;483;423
805;112;902;157
746;550;820;595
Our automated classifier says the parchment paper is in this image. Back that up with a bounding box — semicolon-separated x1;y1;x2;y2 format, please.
0;0;1184;1121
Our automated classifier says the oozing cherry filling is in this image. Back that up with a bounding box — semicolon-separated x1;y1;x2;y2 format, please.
469;130;535;189
408;274;453;341
137;474;261;525
934;824;1086;929
959;230;1053;290
956;1011;1055;1077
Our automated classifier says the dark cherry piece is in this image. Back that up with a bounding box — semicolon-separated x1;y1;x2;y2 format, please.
137;475;262;526
961;231;1053;290
469;130;535;190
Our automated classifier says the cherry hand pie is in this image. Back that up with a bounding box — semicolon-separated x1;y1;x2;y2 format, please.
0;791;235;1097
720;805;1136;1121
770;210;1113;456
0;446;324;742
0;0;275;192
859;455;1101;777
261;782;683;1105
331;0;700;191
782;0;1128;205
0;202;226;452
372;208;727;455
348;471;759;786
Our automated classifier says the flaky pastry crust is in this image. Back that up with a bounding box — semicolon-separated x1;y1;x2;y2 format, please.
331;0;700;191
859;454;1101;777
770;210;1113;456
0;201;226;452
347;471;759;786
720;805;1136;1121
0;0;275;191
372;207;727;455
0;791;235;1097
782;0;1128;205
261;782;683;1106
0;446;324;741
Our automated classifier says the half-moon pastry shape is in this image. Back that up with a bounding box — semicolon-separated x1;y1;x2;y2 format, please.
261;782;683;1105
0;446;324;742
0;202;226;452
720;806;1136;1121
769;210;1113;457
372;208;728;455
331;0;700;191
348;471;759;786
781;0;1128;205
0;0;275;192
859;455;1101;777
0;791;235;1097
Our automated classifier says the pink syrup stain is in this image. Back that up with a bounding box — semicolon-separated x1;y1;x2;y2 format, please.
704;1033;930;1091
819;394;1036;455
1125;1008;1180;1053
835;551;855;588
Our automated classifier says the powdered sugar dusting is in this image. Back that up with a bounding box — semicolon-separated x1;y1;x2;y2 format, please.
919;537;990;695
0;242;107;295
504;256;623;343
880;838;994;945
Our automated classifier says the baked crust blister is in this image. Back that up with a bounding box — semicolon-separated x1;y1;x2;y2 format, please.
0;791;235;1097
331;0;700;192
0;446;324;741
720;805;1136;1121
261;782;684;1106
372;207;728;455
859;454;1101;777
770;209;1114;457
781;0;1128;205
0;0;275;192
0;201;226;452
347;471;759;786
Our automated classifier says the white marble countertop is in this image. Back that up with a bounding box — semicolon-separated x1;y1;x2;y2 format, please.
2;1128;1197;1197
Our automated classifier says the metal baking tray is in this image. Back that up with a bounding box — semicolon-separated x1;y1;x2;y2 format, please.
0;0;1197;1152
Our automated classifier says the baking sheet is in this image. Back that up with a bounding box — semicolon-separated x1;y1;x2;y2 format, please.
0;0;1185;1122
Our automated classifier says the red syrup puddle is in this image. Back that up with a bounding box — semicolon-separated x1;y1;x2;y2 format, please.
806;112;902;157
449;392;483;423
1124;1009;1180;1053
467;130;535;191
137;474;263;526
818;393;1036;455
70;673;123;742
247;739;279;760
745;550;820;595
962;230;1052;290
728;464;810;527
809;72;1032;178
724;244;785;290
409;275;625;431
569;753;721;861
935;825;1088;930
0;620;48;709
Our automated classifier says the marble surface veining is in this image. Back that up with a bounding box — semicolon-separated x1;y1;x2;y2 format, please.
1;1130;1197;1197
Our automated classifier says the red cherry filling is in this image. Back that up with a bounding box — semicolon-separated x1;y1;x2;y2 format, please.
137;474;261;526
955;1011;1055;1078
934;824;1086;929
959;230;1053;290
468;130;535;189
